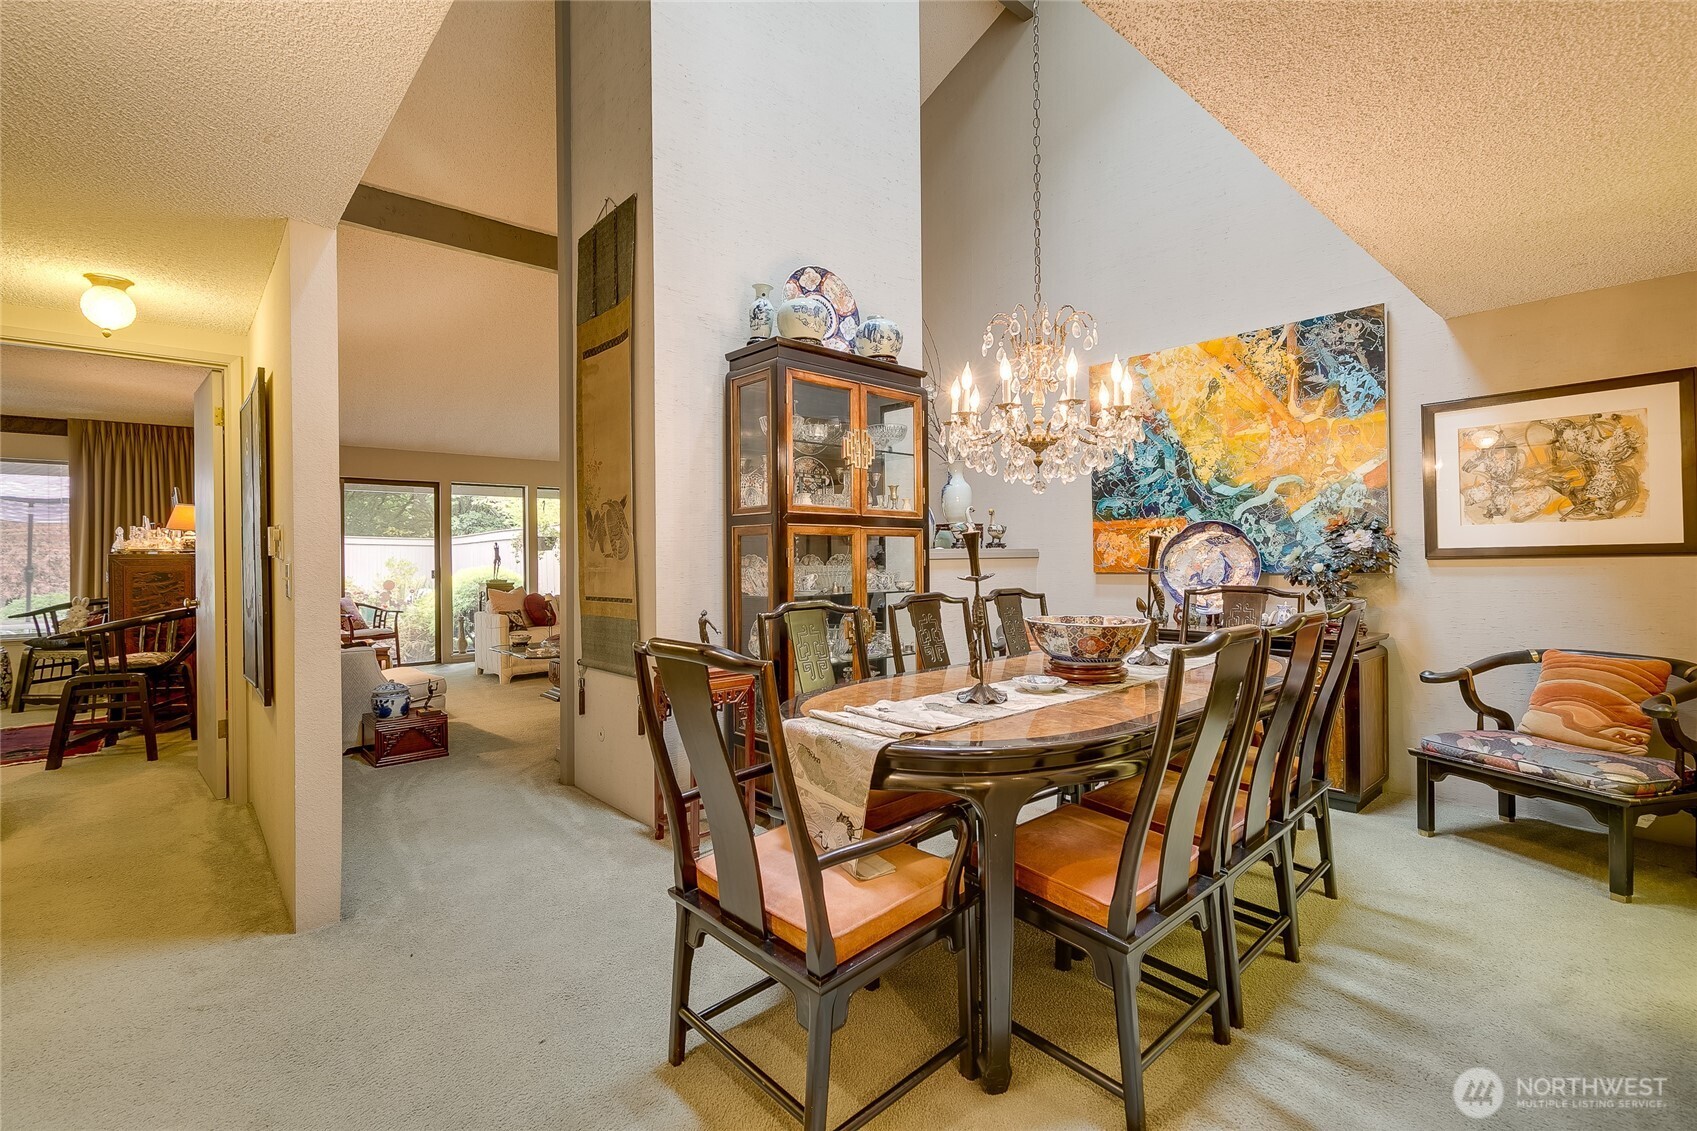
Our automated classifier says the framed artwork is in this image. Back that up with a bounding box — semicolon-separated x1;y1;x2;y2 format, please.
1092;304;1388;573
240;367;274;705
1421;368;1697;559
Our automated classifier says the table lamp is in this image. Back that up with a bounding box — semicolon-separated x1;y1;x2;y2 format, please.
165;488;195;545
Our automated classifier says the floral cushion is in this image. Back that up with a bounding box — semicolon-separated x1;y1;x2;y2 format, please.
1419;730;1691;799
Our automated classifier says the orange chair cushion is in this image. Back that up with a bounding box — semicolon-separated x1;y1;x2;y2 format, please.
1014;804;1196;927
864;789;956;831
696;826;950;961
1081;769;1249;840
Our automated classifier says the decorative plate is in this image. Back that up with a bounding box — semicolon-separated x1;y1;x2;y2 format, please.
793;455;833;494
785;266;860;352
1012;674;1067;694
1157;520;1262;612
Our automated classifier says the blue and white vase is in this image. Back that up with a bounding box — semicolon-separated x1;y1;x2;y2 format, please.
371;680;411;720
747;283;776;343
776;293;832;344
853;315;903;361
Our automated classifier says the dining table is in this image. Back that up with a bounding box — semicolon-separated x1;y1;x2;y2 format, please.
787;649;1286;1095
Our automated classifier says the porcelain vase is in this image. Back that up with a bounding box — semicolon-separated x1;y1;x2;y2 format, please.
747;283;776;343
941;462;972;525
371;680;412;720
776;293;832;344
852;314;903;361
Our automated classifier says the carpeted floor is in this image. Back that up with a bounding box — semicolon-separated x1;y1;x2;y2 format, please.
3;663;1693;1130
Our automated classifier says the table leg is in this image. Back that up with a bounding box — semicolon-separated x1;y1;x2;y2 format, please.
962;783;1034;1096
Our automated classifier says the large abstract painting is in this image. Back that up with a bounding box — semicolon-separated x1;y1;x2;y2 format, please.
1422;369;1696;558
1092;304;1389;573
576;196;640;675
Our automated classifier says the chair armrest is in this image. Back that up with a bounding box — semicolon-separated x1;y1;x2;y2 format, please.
1420;650;1539;729
818;805;973;909
1642;681;1697;760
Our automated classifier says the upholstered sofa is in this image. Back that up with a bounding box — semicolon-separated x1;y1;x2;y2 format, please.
472;589;559;684
1414;648;1696;902
340;646;447;751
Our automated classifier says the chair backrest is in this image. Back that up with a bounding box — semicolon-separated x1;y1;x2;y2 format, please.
1241;609;1329;846
1107;624;1266;934
987;587;1047;657
76;604;197;672
1179;583;1308;643
635;638;843;976
1286;599;1365;815
757;599;870;696
888;591;972;674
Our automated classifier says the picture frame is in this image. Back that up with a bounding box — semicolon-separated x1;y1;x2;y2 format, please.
1421;368;1696;559
240;367;274;704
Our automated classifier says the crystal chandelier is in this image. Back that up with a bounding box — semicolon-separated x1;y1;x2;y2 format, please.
939;0;1151;492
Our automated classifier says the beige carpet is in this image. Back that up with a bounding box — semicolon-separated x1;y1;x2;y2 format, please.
3;664;1694;1130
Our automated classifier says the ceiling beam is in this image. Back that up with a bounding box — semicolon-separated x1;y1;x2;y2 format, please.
1000;1;1034;20
341;185;558;271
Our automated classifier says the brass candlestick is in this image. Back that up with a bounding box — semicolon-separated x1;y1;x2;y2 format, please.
957;528;1007;705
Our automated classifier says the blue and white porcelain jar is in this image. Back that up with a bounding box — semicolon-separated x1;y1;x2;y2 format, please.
371;680;411;720
776;293;833;344
853;314;903;361
747;283;776;343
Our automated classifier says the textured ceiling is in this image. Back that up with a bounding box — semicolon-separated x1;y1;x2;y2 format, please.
337;225;557;460
0;343;211;426
1;0;452;334
921;1;1006;103
1086;0;1697;316
362;0;558;233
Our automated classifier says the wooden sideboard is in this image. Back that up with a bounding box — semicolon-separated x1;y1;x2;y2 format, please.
107;551;195;620
1321;637;1389;812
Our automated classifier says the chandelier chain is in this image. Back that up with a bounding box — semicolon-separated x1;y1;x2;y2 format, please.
1031;0;1042;307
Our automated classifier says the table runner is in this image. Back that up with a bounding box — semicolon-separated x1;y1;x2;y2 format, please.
784;665;1177;875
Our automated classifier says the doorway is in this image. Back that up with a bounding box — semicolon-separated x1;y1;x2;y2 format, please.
340;479;440;665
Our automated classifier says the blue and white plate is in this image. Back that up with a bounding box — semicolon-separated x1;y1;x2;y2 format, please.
1158;520;1262;612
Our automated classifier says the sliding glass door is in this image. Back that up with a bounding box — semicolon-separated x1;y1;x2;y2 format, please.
341;480;439;664
536;487;561;598
450;483;526;658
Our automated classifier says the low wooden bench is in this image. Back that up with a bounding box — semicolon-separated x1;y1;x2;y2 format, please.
1413;649;1697;902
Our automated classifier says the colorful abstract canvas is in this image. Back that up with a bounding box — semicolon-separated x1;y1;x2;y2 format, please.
1092;304;1388;573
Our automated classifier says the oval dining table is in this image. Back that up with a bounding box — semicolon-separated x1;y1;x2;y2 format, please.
788;650;1286;1095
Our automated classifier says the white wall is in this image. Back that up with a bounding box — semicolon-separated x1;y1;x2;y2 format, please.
244;220;344;928
923;2;1697;844
562;1;925;824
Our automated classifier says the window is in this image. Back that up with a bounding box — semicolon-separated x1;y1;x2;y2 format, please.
342;480;439;664
536;487;561;597
0;459;72;631
450;484;526;656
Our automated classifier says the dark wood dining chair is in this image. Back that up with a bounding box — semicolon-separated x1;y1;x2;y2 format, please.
1011;625;1267;1130
636;638;978;1131
1178;583;1308;643
44;604;198;769
986;587;1046;657
1278;599;1365;905
757;599;871;696
8;598;110;711
887;591;973;674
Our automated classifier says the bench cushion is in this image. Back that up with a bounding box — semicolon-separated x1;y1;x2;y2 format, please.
1419;730;1691;799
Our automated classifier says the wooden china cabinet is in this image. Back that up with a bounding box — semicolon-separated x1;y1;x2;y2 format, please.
724;338;930;694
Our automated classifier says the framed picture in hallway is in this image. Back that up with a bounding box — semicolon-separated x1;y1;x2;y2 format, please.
1421;368;1697;559
240;368;274;704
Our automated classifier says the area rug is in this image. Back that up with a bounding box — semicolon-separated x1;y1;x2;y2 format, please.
1;724;103;766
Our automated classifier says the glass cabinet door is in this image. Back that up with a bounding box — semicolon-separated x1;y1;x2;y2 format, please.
734;528;771;659
731;376;769;513
786;372;857;513
864;532;921;675
863;386;923;516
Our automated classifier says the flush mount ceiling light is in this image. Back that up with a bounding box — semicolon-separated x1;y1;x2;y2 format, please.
80;273;137;337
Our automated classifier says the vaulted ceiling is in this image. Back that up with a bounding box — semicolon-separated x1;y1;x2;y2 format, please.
1086;0;1697;316
0;0;451;335
338;0;559;461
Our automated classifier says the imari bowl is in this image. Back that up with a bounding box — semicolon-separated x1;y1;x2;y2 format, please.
1027;615;1151;666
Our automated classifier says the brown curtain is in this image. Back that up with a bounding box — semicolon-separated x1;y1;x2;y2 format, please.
69;419;194;597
